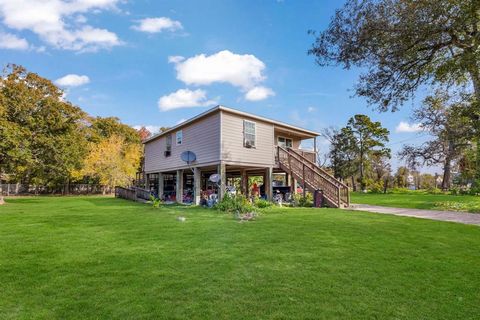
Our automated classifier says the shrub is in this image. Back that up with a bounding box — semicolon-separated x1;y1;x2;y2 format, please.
426;187;443;194
470;179;480;195
215;193;254;214
149;194;162;208
434;201;480;213
292;193;313;207
391;187;412;194
253;197;273;208
368;180;384;193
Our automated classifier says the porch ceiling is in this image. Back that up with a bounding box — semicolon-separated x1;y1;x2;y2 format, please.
274;126;317;139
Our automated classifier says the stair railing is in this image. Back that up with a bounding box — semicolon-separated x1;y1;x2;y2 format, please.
287;148;350;206
277;146;346;207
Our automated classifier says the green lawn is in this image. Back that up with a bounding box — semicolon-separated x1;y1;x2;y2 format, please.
351;192;480;212
1;197;480;319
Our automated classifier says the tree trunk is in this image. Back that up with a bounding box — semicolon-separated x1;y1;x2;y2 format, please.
442;157;452;190
0;168;4;205
351;175;357;192
468;69;480;185
383;176;389;194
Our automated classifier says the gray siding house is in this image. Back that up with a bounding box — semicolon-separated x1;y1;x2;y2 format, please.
142;105;349;208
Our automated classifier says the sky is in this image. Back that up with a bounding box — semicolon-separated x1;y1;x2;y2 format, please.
0;0;434;173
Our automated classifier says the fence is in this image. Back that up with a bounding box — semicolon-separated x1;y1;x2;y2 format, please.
0;184;114;196
115;186;152;202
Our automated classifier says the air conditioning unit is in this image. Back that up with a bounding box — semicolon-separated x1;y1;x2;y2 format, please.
244;140;254;148
164;150;171;157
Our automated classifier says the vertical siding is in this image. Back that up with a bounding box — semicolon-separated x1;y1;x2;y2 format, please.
144;112;221;172
221;111;275;166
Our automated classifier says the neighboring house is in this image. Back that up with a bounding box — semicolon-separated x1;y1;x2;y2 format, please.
142;105;349;208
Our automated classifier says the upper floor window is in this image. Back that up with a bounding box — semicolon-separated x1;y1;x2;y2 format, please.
278;137;293;148
176;130;183;145
165;134;172;157
243;120;256;148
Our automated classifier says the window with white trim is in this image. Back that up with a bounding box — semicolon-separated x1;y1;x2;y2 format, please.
176;130;183;145
243;120;256;148
277;137;293;148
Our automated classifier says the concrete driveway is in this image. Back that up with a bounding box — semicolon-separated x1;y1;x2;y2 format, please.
349;204;480;226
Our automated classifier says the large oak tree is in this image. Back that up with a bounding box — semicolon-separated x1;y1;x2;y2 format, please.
310;0;480;180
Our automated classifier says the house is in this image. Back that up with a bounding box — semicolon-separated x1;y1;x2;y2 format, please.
142;105;349;208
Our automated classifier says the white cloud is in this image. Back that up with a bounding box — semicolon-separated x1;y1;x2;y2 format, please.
158;88;217;111
170;50;267;89
0;0;122;52
244;86;275;101
0;32;29;50
132;17;182;33
55;74;90;87
395;121;422;133
307;106;316;113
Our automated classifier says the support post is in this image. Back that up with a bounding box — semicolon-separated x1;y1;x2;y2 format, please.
313;136;317;165
193;167;201;205
145;173;150;191
158;173;164;200
176;170;183;204
218;163;226;201
291;175;297;194
240;169;248;197
265;167;273;200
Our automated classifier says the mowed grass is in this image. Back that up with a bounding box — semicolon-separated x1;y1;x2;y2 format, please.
1;197;480;319
351;191;480;212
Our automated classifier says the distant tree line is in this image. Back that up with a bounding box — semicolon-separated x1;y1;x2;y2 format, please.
0;65;145;200
323;111;475;193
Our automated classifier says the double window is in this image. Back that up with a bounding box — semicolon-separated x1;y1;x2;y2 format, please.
277;137;293;148
243;120;256;148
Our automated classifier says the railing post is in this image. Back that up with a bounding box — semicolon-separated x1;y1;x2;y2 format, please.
337;186;341;208
287;150;292;171
347;187;350;207
302;163;306;198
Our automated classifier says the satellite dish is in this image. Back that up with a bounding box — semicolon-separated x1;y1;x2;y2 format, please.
180;151;197;164
209;174;221;183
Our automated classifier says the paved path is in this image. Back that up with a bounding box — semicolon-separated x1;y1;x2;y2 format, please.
349;204;480;226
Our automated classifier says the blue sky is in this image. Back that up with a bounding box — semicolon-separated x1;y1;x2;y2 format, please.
0;0;433;172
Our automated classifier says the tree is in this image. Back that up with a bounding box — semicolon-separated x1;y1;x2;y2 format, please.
328;127;358;190
399;92;473;189
90;117;141;145
309;0;480;181
327;115;390;191
394;167;410;188
370;153;392;193
346;115;390;191
137;126;152;141
420;173;436;189
82;135;141;193
0;64;88;193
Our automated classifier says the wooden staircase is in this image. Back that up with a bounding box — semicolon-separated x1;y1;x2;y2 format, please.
276;146;350;208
